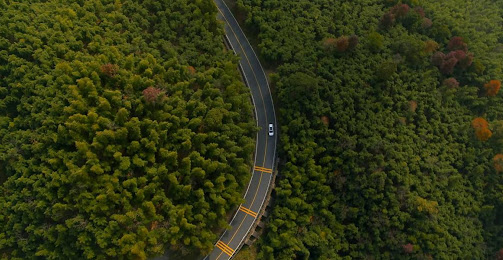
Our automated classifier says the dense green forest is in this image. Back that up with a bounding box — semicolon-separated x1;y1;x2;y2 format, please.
236;0;503;259
0;0;256;259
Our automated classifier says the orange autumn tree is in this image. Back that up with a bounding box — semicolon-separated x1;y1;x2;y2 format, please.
472;117;489;129
484;80;501;96
493;154;503;172
322;36;354;53
472;117;492;141
476;128;493;141
409;100;418;112
187;66;196;75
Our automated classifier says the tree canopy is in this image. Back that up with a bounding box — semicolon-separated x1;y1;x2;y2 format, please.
0;0;255;259
236;0;503;258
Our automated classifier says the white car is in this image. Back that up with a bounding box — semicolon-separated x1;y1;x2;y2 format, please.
268;123;274;136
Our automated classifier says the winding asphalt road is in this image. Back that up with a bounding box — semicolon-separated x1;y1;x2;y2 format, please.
205;0;277;259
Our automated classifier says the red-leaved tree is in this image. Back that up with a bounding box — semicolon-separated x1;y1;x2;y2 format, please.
143;86;163;103
448;36;468;52
402;243;414;254
443;78;459;89
391;4;410;18
447;50;466;60
432;37;473;74
440;57;458;75
458;52;474;69
422;18;433;29
381;4;410;28
100;63;119;78
431;52;445;67
414;6;425;17
380;12;395;28
433;51;473;75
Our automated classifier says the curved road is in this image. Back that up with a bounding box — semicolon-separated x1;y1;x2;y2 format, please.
205;0;277;259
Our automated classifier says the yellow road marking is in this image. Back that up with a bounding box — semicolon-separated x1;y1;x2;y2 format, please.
215;244;232;256
239;205;258;218
216;241;234;256
254;166;272;173
216;241;232;256
216;8;268;124
215;5;271;260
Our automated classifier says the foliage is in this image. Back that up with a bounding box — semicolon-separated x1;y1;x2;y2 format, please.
475;128;493;142
377;60;397;81
493;154;503;173
472;117;490;130
237;0;503;258
348;35;359;51
402;243;414;254
448;36;468;52
368;31;384;52
322;38;338;53
323;35;358;54
415;197;439;215
335;36;350;53
233;245;258;260
485;80;501;97
472;117;492;141
142;87;164;104
0;1;255;259
423;40;439;54
100;64;119;78
431;37;474;75
443;77;459;89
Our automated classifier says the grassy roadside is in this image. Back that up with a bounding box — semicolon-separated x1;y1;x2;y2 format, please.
233;245;258;260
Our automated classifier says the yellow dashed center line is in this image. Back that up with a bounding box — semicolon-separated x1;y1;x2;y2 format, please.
239;205;258;218
214;3;272;260
254;166;272;173
216;241;234;256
